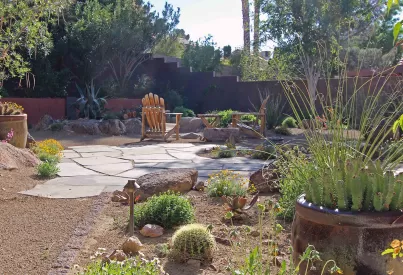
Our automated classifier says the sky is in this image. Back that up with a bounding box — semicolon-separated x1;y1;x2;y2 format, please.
151;0;271;50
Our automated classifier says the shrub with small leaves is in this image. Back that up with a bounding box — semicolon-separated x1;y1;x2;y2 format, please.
37;152;61;164
282;116;297;128
251;143;276;160
36;161;60;178
274;126;292;136
206;170;248;197
133;191;195;229
173;106;195;117
215;146;235;158
171;224;216;262
81;257;161;275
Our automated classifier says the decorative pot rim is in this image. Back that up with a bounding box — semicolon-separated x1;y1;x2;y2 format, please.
296;194;403;228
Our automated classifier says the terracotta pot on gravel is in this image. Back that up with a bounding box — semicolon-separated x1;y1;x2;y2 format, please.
0;114;28;148
292;195;403;275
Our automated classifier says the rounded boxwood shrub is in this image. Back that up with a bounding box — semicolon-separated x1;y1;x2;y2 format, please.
281;116;297;128
173;106;195;117
171;224;216;262
133;191;195;229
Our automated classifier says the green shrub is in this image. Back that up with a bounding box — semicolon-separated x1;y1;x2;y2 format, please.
133;191;195;229
215;146;235;158
173;106;195;117
163;90;183;110
217;109;234;127
206;170;248;197
81;258;160;275
38;152;60;164
251;144;276;160
266;94;286;129
282;116;297;128
171;224;216;262
50;122;64;132
274;126;292;136
36;161;60;178
277;147;312;221
240;114;257;123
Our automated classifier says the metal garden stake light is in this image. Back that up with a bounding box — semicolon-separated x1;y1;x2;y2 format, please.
123;179;140;236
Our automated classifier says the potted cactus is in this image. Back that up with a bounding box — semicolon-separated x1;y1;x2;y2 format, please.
278;74;403;274
0;102;27;148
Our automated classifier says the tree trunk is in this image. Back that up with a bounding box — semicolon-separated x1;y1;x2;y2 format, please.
241;0;250;53
253;0;260;54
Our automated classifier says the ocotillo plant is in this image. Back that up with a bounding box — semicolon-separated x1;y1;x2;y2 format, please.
305;158;403;212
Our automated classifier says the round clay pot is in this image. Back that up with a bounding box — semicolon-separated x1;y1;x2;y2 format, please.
0;114;28;148
292;195;403;275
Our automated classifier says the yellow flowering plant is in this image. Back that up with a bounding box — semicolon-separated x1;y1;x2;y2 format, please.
206;170;249;197
32;139;64;157
0;102;24;115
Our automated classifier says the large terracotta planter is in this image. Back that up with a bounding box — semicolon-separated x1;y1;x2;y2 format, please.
292;195;403;275
0;114;28;148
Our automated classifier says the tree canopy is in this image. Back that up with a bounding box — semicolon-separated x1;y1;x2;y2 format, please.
182;35;222;72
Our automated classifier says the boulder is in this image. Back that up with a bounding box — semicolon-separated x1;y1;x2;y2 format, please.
35;114;54;131
249;163;279;193
193;181;205;191
122;236;143;255
99;119;126;135
136;169;197;200
123;118;142;134
203;128;240;142
0;142;40;170
180;132;202;140
108;250;127;262
26;132;36;148
140;224;164;237
180;117;204;133
66;119;101;135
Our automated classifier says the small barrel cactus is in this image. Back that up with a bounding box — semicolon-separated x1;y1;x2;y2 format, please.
170;224;216;262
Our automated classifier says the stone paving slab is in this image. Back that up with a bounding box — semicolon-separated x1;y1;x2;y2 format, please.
20;184;106;198
116;168;165;178
85;162;134;175
80;151;123;158
57;163;100;177
23;143;266;198
73;156;130;166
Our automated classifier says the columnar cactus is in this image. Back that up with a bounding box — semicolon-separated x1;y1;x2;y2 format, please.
305;158;403;212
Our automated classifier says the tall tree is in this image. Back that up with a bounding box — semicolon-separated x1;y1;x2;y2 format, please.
241;0;251;53
0;0;71;83
261;0;383;105
153;29;189;58
253;0;261;54
182;35;222;72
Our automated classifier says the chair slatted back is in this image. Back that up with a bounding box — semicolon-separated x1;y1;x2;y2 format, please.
142;93;166;132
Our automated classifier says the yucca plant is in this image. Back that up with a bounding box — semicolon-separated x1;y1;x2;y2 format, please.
75;80;106;119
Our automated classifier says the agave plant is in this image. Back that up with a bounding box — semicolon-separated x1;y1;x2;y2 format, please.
222;193;259;213
75;80;106;119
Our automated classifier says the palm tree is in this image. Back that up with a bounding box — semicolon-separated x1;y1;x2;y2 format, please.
253;0;260;54
241;0;250;53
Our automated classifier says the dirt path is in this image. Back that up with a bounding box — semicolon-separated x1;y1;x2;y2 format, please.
0;168;93;275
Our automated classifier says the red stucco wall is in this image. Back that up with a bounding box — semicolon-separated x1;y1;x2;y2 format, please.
104;98;142;112
1;98;66;125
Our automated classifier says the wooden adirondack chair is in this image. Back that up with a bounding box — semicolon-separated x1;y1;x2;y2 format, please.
141;93;182;141
231;96;270;136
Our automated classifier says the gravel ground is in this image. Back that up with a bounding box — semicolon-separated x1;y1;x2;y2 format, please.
0;168;93;275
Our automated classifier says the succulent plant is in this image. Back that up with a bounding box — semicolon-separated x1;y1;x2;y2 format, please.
0;102;24;115
305;158;403;212
170;224;216;262
222;193;259;213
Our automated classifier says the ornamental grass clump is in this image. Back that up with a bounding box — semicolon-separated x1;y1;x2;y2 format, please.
278;65;403;214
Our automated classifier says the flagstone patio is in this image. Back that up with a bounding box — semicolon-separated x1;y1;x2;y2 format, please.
20;143;269;199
